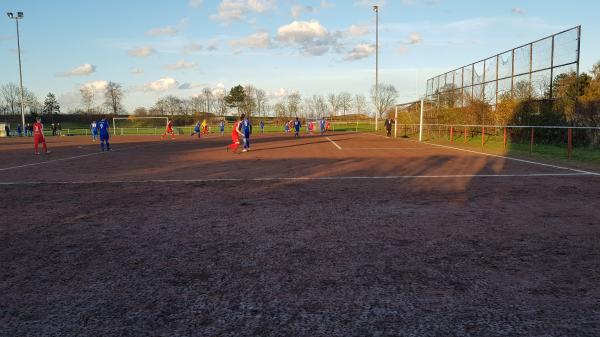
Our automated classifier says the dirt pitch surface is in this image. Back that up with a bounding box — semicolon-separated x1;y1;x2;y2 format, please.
1;132;600;337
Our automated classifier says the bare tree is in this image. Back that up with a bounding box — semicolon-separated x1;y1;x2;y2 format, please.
338;92;353;116
80;87;94;113
313;95;327;118
371;84;398;119
273;101;287;118
287;92;301;117
191;94;205;114
243;85;257;116
214;89;228;116
202;88;213;114
1;83;20;115
104;81;124;115
133;107;147;116
354;94;367;116
255;89;267;117
327;93;340;116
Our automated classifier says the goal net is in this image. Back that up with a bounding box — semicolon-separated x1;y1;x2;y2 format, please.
112;116;169;135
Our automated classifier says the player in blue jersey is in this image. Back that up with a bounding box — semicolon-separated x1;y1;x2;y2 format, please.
219;120;225;136
241;114;252;152
91;121;98;141
293;117;301;137
260;120;265;134
98;117;111;152
190;120;202;138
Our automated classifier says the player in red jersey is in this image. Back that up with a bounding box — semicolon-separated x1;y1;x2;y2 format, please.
33;117;50;155
161;119;176;140
227;115;244;152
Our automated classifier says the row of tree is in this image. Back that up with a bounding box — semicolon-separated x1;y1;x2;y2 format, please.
133;84;400;120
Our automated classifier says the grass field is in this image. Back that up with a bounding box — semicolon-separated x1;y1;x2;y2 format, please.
1;131;599;336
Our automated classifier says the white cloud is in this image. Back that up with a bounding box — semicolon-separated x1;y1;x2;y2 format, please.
182;42;203;54
229;31;271;51
345;43;375;61
60;63;96;77
189;0;203;7
511;7;525;14
143;78;179;92
81;80;109;91
165;60;198;70
178;82;206;90
277;20;337;56
207;40;219;51
320;0;335;9
211;0;276;24
128;46;156;57
278;20;328;43
291;5;314;19
146;25;178;37
408;32;423;44
130;67;144;75
269;88;288;98
212;83;226;96
346;24;370;37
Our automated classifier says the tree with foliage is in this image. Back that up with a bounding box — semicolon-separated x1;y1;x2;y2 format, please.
43;93;60;119
104;81;124;115
225;85;246;115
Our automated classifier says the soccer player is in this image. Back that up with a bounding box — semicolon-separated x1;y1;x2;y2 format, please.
293;117;301;137
201;119;209;135
32;117;50;155
190;120;202;138
284;121;290;134
91;121;98;141
219;120;225;136
98;117;111;152
227;116;243;152
241;114;252;152
260;120;265;134
161;119;176;140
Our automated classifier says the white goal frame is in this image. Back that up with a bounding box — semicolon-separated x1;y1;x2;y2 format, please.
112;117;169;135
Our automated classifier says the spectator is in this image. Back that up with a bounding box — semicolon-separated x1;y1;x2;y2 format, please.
51;123;57;136
17;124;22;137
4;124;10;137
57;123;62;136
384;117;394;138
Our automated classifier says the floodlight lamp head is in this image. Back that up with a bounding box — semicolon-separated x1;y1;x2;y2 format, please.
372;5;378;12
17;12;23;18
7;12;13;18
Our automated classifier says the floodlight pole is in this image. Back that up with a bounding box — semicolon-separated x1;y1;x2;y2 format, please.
7;12;26;128
419;99;424;142
373;5;379;132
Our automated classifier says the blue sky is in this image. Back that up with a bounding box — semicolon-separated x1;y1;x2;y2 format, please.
1;0;599;112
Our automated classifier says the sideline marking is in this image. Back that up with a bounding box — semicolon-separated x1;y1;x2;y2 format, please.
344;147;437;150
423;141;600;176
0;142;163;172
326;137;342;150
0;173;594;186
359;132;600;176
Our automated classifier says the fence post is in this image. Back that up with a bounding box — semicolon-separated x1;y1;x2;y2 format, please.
450;126;454;143
394;106;398;138
418;99;424;142
567;128;573;159
464;126;467;143
481;126;485;148
530;127;534;153
503;127;507;150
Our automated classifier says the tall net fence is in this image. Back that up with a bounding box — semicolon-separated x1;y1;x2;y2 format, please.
424;26;581;127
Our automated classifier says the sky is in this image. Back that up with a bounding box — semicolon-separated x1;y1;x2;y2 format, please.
1;0;599;113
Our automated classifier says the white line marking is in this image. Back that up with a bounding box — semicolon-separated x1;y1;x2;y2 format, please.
422;141;600;176
326;137;342;150
0;173;594;186
344;147;437;150
359;132;600;176
0;142;162;172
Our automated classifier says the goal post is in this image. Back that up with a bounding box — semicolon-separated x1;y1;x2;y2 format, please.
112;116;169;135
